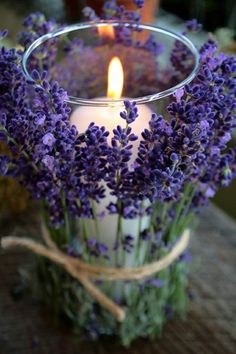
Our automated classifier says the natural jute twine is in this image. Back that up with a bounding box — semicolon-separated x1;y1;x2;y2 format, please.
1;226;190;322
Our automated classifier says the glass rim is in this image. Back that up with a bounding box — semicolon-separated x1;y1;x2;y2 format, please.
22;20;200;107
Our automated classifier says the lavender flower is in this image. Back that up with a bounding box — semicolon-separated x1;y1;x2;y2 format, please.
134;0;144;8
120;100;139;124
0;30;8;40
102;0;141;22
82;7;99;21
148;279;164;288
0;155;8;175
87;238;109;259
42;133;56;147
122;235;134;253
42;155;55;172
140;229;151;241
185;19;203;32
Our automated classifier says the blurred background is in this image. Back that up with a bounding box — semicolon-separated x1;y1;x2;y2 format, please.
0;0;236;219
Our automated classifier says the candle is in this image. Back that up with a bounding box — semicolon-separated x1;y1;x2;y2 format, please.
70;56;152;266
70;57;152;156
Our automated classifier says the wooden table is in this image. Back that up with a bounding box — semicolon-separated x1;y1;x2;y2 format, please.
0;206;236;354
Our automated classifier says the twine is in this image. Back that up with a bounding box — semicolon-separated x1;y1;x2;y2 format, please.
1;227;190;322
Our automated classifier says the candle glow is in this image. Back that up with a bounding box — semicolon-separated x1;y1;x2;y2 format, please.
98;25;115;40
107;57;124;99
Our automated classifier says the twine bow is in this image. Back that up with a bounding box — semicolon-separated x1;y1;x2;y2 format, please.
1;227;190;321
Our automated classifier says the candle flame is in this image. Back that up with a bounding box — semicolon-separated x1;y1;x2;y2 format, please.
107;57;124;99
98;25;115;39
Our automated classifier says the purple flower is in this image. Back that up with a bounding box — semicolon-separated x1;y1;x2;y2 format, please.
133;0;144;8
122;235;134;253
170;153;179;162
42;133;56;147
87;238;109;259
179;251;192;263
120;100;139;124
82;7;99;21
98;243;108;255
113;239;120;251
221;132;231;145
42;155;55;172
88;238;97;248
0;29;8;39
186;19;203;32
141;229;151;241
148;279;164;288
34;113;46;126
0;155;8;175
173;87;184;102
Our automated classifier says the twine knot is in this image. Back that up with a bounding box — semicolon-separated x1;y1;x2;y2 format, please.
1;226;190;321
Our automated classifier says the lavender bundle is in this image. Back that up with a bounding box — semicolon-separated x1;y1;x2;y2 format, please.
1;1;236;346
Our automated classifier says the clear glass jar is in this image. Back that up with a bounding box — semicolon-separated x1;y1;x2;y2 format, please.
22;20;199;345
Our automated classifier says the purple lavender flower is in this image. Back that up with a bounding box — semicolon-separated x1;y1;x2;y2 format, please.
179;251;192;263
185;19;203;32
0;155;8;175
120;100;139;124
42;155;55;172
140;229;151;241
0;30;8;40
34;113;46;126
42;133;56;147
87;238;97;248
102;0;141;22
122;235;134;253
87;238;109;259
173;88;184;102
133;0;144;8
148;279;164;288
19;12;57;48
82;6;99;21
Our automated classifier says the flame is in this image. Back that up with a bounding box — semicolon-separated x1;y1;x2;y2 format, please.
98;25;115;40
107;57;124;99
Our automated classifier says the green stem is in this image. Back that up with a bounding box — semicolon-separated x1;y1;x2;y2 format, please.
115;207;122;267
76;199;90;243
2;131;38;172
175;185;197;236
92;201;100;241
169;184;192;241
149;201;161;231
135;202;144;265
82;219;89;242
182;185;196;218
62;192;71;244
161;202;169;225
178;212;195;236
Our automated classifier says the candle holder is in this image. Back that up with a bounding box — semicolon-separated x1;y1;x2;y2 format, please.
1;10;236;347
22;20;199;103
22;19;199;265
21;22;199;337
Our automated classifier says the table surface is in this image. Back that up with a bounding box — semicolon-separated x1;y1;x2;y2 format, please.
0;205;236;354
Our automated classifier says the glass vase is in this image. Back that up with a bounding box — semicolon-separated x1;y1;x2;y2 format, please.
22;20;199;346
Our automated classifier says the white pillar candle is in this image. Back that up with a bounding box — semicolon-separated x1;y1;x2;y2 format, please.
70;101;152;157
70;57;152;266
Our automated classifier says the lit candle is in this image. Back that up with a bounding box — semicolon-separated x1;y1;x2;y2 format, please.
70;56;152;156
70;56;152;266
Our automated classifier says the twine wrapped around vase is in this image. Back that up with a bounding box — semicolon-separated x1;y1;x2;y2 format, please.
1;227;190;322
